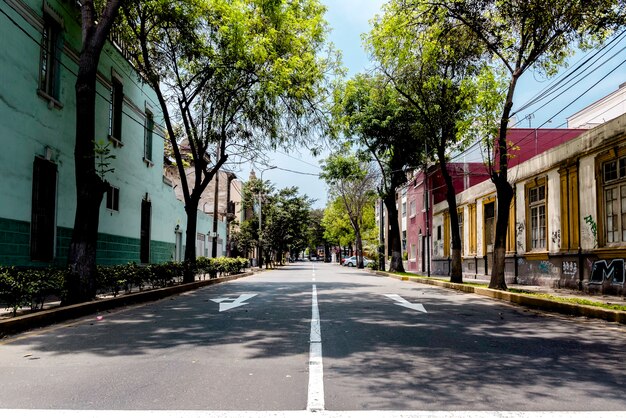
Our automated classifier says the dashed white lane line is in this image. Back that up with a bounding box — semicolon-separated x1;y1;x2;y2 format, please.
307;284;324;412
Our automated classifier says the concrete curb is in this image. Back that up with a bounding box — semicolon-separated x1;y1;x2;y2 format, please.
0;272;253;337
376;272;626;324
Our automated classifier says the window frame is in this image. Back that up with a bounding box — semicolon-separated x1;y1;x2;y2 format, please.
106;184;120;212
38;10;63;108
108;72;124;147
526;179;547;252
483;197;496;254
144;109;154;165
599;155;626;246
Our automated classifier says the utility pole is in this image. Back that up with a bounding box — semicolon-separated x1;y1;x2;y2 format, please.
257;165;276;268
211;170;220;258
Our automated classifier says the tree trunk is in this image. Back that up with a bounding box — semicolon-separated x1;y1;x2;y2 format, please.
183;202;199;283
384;194;405;273
438;146;462;283
355;227;364;269
65;34;108;304
488;73;518;290
489;180;513;290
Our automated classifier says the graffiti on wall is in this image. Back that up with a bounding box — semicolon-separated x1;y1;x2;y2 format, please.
538;260;558;275
516;222;525;252
589;259;625;284
562;261;577;278
583;215;598;248
551;230;561;248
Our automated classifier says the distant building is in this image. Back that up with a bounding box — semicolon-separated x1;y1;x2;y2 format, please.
567;82;626;129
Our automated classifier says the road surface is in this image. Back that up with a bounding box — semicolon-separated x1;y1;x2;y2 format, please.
1;262;625;415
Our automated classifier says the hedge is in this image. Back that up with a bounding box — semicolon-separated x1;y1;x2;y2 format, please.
0;257;250;317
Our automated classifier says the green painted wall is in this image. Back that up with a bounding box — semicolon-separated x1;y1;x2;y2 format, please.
0;0;226;268
0;217;175;266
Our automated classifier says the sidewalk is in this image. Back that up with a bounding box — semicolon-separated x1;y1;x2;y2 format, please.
0;271;254;337
377;270;626;324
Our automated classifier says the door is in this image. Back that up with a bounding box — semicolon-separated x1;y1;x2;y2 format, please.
140;199;151;263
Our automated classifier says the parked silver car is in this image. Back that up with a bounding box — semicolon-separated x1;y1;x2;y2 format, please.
342;256;371;267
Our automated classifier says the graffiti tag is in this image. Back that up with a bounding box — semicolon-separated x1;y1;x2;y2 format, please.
551;230;561;247
562;261;577;278
584;215;598;248
589;259;625;284
538;260;558;275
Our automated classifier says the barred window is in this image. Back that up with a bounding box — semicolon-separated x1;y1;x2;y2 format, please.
529;184;546;250
603;158;626;243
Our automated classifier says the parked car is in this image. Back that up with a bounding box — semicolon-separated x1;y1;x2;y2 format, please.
342;256;371;267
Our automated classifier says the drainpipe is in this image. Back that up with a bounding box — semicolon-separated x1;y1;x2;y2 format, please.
225;173;236;257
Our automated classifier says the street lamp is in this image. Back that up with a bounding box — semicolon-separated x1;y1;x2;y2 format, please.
258;165;276;268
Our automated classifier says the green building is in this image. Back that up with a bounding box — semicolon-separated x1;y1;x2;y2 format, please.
0;0;226;267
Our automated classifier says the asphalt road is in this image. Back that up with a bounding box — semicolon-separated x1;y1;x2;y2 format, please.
1;262;626;414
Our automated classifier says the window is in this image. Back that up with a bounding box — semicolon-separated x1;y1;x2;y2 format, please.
409;200;416;217
410;243;416;260
528;184;546;250
603;158;626;243
437;225;442;240
401;202;407;217
109;76;123;143
402;230;407;252
144;110;154;163
484;201;495;253
39;13;62;102
106;184;120;211
469;204;477;254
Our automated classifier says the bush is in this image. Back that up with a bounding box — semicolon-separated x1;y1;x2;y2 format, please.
0;257;245;314
0;267;65;315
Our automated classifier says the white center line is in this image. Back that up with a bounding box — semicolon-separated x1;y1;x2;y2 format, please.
307;284;324;412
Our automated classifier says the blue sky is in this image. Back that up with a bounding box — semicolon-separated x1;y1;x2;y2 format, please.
233;0;626;209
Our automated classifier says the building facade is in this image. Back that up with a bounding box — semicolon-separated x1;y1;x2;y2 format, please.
0;0;225;267
431;113;626;294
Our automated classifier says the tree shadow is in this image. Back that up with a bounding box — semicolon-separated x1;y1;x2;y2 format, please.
5;265;626;410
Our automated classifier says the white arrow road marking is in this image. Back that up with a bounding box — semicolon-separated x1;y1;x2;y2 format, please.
384;294;427;313
210;294;257;312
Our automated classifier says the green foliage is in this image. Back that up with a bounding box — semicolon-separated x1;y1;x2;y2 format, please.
1;258;248;316
94;139;116;180
0;267;65;315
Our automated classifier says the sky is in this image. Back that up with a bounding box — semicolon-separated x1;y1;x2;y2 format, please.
232;0;626;209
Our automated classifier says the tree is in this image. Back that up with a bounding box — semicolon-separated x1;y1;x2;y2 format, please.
121;0;336;281
321;198;355;251
332;75;423;272
65;0;126;304
407;0;626;289
307;209;328;261
264;187;313;265
320;152;378;269
368;2;499;283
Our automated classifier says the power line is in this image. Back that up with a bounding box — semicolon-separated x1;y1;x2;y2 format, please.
274;149;321;169
512;30;626;117
275;167;320;177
